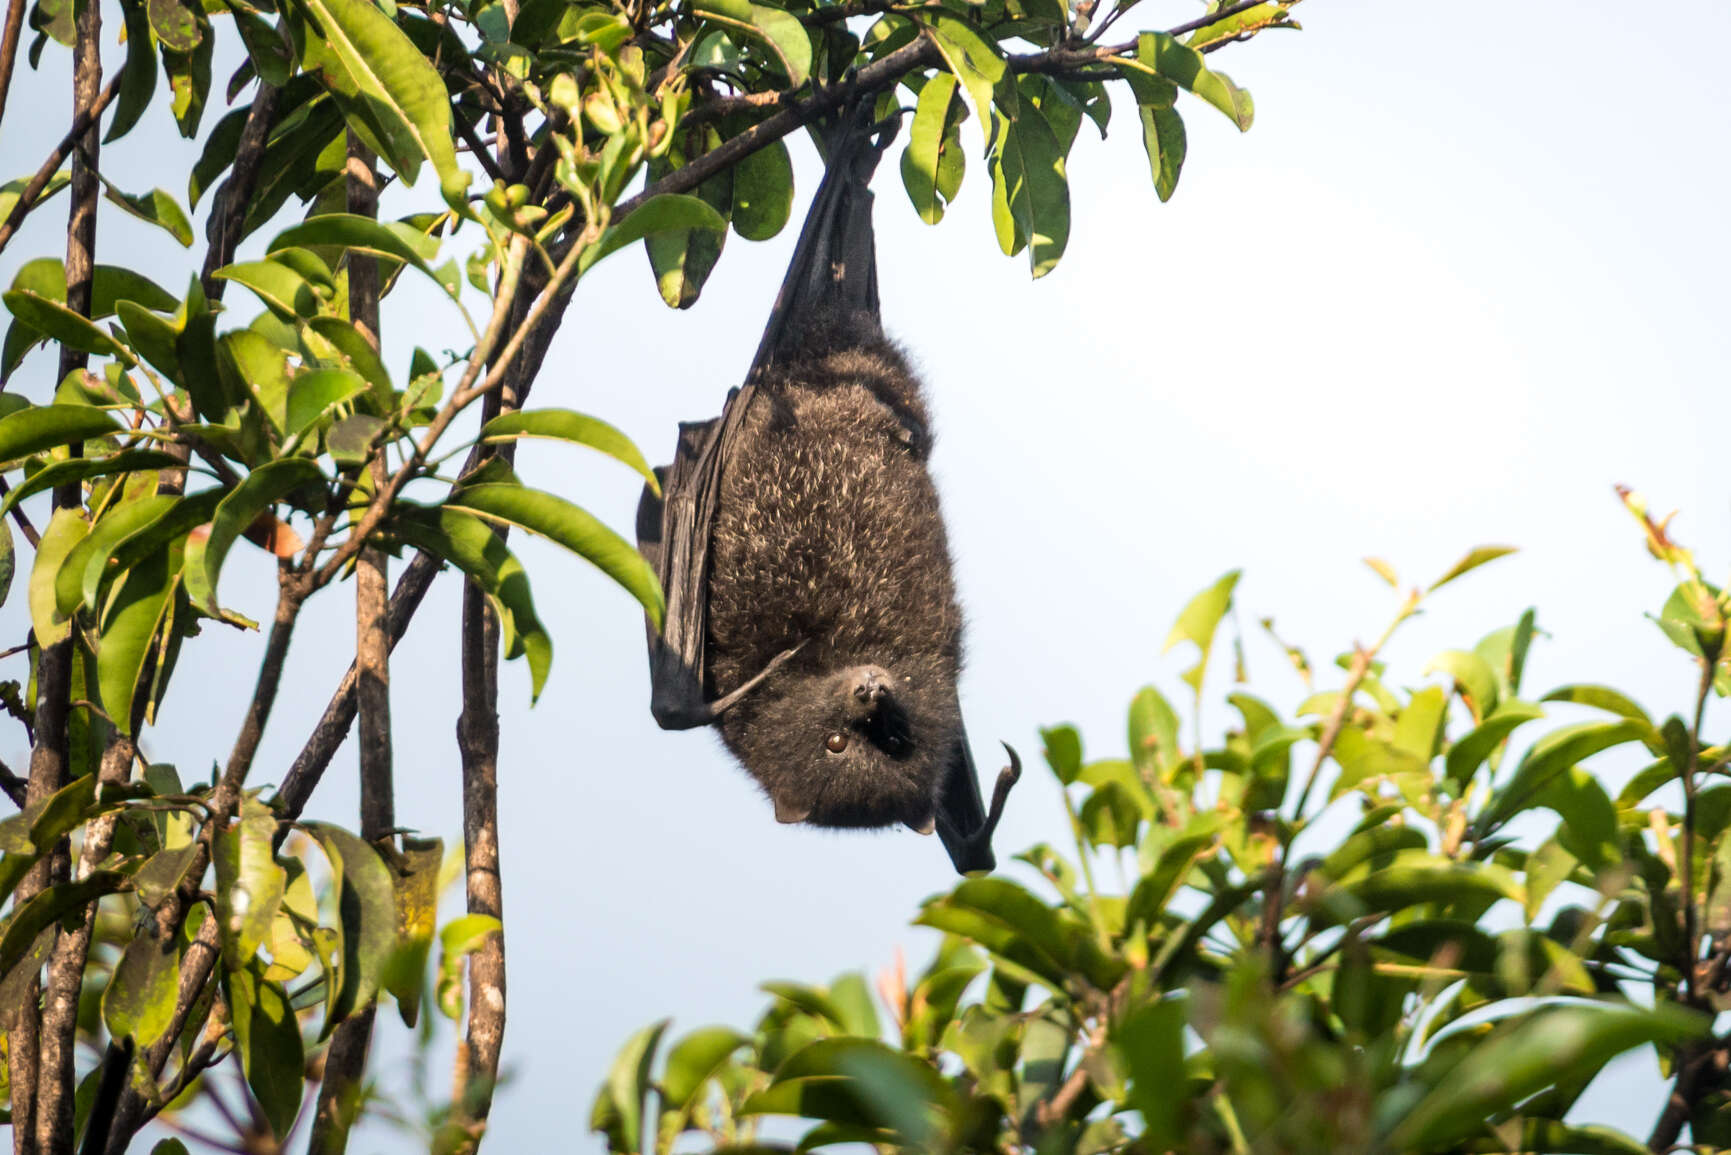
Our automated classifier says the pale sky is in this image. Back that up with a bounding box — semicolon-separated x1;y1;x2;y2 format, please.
3;0;1729;1148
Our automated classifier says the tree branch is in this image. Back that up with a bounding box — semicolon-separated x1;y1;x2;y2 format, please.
201;84;282;300
0;0;24;148
307;134;389;1155
24;10;103;1147
0;71;121;258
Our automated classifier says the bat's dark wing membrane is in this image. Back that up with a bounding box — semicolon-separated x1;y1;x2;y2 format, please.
748;105;887;377
635;386;789;729
635;100;1020;874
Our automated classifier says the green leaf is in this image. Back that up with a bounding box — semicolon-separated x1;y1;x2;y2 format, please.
1;291;126;358
1129;685;1181;776
305;822;396;1032
284;0;471;204
436;913;499;1022
268;214;452;297
661;1026;751;1111
103;929;180;1047
193;458;323;614
0;403;121;463
1386;1004;1704;1152
1314;852;1522;926
284;368;368;446
1480;719;1651;830
645;153;730;309
212;259;322;319
225;959;305;1139
1537;766;1619;872
732;138;793;241
901;73;965;225
590;1019;669;1154
741;1038;951;1141
383;835;442;1028
1136;98;1185;202
228;2;293;85
0;872;128;983
161;18;214;137
922;12;1004;146
479;409;659;494
106;0;159;143
147;0;201;53
583;193;727;277
30;508;90;647
188;105;249;209
1431;545;1518;591
1425;649;1499;722
1164;570;1240;695
1115;997;1187;1149
102;185;195;247
692;0;810;86
303;316;392;409
1443;700;1544;788
916;877;1121;992
1128;31;1252;130
388;505;553;700
0;172;70;233
1319;824;1428;881
214;798;286;966
832;1045;947;1148
96;539;180;734
58;495;177;618
326;413;385;466
0;519;12;609
1040;724;1082;785
1541;684;1658;736
444;482;664;631
986;100;1070;278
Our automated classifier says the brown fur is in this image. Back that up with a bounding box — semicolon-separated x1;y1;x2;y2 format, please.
706;315;964;830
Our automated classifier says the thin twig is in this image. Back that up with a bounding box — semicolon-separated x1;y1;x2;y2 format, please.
202;84;282;300
0;753;24;806
0;0;24;137
0;71;121;257
454;105;508;185
0;477;42;548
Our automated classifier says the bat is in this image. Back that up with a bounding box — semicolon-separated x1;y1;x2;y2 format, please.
635;104;1019;874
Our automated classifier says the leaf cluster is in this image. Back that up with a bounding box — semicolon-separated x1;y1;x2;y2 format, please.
594;532;1731;1154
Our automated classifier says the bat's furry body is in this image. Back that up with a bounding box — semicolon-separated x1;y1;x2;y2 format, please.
637;107;1018;872
706;313;964;831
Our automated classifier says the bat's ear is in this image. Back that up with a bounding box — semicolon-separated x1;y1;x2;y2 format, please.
773;795;810;824
904;815;935;836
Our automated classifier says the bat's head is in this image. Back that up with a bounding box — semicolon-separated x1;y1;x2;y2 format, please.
726;659;961;832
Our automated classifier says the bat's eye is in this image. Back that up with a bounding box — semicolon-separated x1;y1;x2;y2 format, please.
825;732;850;754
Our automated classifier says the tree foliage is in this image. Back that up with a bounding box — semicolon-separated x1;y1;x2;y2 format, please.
0;0;1303;1146
594;498;1731;1154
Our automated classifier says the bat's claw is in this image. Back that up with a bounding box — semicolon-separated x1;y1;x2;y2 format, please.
936;743;1022;875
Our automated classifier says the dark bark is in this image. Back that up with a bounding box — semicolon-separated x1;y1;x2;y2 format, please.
201;84;282;300
0;0;24;143
307;135;389;1155
0;73;120;257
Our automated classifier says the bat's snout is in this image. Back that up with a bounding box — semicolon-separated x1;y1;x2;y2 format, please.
842;666;894;717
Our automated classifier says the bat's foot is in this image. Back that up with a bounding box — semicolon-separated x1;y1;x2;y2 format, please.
649;642;805;730
937;744;1022;875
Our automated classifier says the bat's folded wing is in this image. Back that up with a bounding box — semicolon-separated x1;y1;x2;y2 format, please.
636;386;777;730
